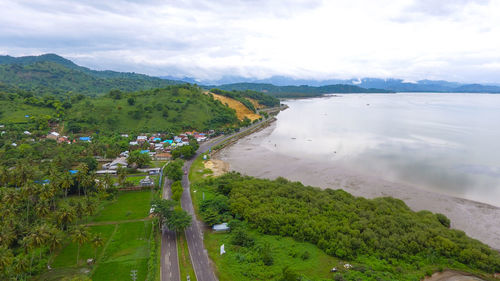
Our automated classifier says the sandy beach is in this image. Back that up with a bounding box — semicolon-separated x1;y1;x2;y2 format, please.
216;123;500;250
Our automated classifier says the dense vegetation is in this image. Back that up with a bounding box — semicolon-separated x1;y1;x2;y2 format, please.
210;88;280;108
196;173;500;280
0;54;181;95
0;84;240;134
214;82;393;98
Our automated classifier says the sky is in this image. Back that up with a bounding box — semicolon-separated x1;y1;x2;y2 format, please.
1;0;500;83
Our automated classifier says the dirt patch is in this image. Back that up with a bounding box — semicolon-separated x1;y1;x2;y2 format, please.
423;270;485;281
204;159;229;177
246;98;265;109
210;93;261;121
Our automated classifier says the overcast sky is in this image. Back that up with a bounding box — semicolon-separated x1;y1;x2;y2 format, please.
1;0;500;83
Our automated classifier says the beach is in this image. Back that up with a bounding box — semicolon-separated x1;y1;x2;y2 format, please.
216;123;500;250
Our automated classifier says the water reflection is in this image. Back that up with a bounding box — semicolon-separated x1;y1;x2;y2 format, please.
267;93;500;206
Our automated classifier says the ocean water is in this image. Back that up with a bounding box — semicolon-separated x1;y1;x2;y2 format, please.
266;93;500;206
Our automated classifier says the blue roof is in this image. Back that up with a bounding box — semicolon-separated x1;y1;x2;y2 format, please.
25;115;30;118
79;137;91;141
140;150;150;154
163;140;173;144
69;170;78;174
35;179;50;184
154;137;161;141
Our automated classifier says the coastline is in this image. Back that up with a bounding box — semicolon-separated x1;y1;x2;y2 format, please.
214;122;500;250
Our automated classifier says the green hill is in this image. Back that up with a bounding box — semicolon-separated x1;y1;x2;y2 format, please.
213;82;393;98
0;54;182;95
0;85;240;134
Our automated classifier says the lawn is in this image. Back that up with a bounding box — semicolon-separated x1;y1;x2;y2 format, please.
91;190;154;222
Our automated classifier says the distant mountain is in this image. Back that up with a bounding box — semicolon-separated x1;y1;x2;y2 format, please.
0;54;184;95
212;83;393;98
166;75;500;93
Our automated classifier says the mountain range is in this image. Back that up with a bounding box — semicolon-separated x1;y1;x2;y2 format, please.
1;54;499;96
162;75;500;93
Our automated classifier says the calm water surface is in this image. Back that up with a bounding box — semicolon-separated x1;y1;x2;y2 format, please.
268;93;500;206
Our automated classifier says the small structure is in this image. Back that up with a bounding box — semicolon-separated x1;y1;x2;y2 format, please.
155;152;171;160
46;132;59;140
139;176;154;187
220;244;226;255
212;223;230;232
69;170;78;175
330;267;337;273
129;141;139;146
79;136;91;142
102;157;128;170
23;130;31;135
96;170;117;175
344;263;352;269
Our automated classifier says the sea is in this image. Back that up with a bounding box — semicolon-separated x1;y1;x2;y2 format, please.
264;93;500;207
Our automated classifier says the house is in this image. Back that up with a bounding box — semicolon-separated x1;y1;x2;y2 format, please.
154;152;171;160
102;157;128;170
148;168;161;175
121;134;129;138
139;176;154;187
57;136;69;144
120;151;129;157
69;170;78;175
129;141;138;146
140;150;150;154
46;132;60;140
137;136;148;143
212;223;230;232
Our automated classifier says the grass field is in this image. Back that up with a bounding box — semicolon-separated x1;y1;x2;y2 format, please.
205;230;341;281
91;190;154;222
39;190;157;281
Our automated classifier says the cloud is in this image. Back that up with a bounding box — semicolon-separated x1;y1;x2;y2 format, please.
0;0;499;83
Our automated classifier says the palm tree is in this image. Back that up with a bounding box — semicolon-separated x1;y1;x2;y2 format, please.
70;225;90;266
60;172;74;198
46;227;63;267
0;246;14;278
90;234;104;260
13;254;29;280
56;205;76;230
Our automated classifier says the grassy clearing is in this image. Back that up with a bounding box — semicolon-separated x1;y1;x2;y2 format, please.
51;224;116;268
92;221;152;281
178;232;197;281
91;190;154;222
205;230;341;281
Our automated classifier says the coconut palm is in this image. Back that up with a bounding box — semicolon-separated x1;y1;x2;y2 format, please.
60;172;74;198
90;234;104;260
46;227;64;267
70;225;90;266
13;254;29;279
0;246;13;277
56;205;76;230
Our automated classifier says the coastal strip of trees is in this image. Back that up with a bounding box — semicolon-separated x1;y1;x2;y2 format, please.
196;172;500;280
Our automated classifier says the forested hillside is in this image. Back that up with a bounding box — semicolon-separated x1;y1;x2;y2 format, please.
196;173;500;280
0;54;181;95
214;82;393;98
0;84;242;134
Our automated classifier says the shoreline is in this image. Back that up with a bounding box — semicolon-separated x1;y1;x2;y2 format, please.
214;122;500;250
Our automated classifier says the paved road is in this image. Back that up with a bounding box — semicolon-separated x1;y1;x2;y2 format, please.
180;119;273;281
161;177;180;281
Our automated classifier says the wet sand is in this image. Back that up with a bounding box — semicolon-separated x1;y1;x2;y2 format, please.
217;123;500;250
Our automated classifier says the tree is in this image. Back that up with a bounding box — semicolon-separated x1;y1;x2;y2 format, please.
127;97;136;105
171;181;183;201
0;246;13;278
127;150;151;168
165;160;183;181
56;205;76;230
71;225;90;265
91;234;104;259
47;227;64;266
164;209;192;232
